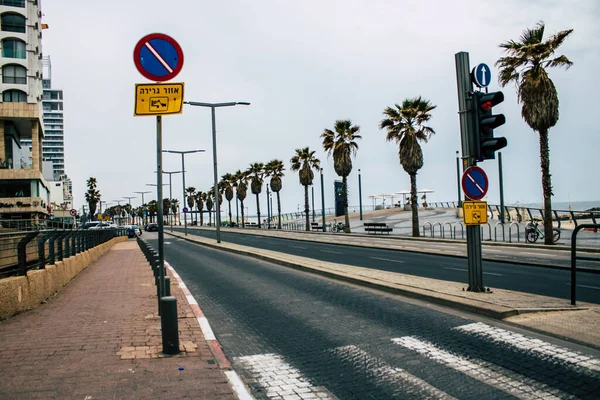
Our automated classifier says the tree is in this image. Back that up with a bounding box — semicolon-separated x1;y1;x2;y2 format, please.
84;177;101;220
290;148;321;231
380;97;436;237
221;173;235;226
205;191;213;226
265;159;285;229
171;199;179;225
196;192;205;226
147;200;158;222
234;170;248;228
186;186;196;225
163;198;171;224
247;163;265;228
321;120;361;233
496;21;573;244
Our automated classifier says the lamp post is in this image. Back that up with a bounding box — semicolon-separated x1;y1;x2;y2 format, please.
134;191;151;225
123;196;136;224
153;171;182;232
162;149;205;235
311;185;315;222
266;184;271;228
358;169;363;220
320;168;326;232
147;183;168;224
456;150;462;208
183;100;250;243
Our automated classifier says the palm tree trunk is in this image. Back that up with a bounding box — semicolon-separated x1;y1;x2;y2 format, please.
304;185;310;231
208;209;212;226
240;200;245;228
199;207;203;226
228;200;232;226
539;129;554;244
342;176;351;233
255;193;261;228
277;191;282;229
410;173;420;237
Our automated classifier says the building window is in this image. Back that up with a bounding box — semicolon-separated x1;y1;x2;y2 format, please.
2;89;26;102
2;64;26;84
2;38;26;58
1;13;26;34
0;0;26;8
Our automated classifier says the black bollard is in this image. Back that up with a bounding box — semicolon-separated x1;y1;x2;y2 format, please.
160;296;180;354
165;276;171;296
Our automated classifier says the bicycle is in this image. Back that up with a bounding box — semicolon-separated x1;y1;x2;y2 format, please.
330;220;346;233
525;220;560;243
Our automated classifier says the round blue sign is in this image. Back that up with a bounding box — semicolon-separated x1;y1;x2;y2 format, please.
183;207;189;213
461;166;488;200
473;63;492;88
134;33;184;82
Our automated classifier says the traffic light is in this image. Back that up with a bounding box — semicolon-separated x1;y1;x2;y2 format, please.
471;91;507;161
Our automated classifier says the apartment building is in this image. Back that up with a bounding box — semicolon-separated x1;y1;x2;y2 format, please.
0;0;49;224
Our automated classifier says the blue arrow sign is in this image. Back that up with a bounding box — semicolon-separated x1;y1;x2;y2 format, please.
473;63;492;88
461;166;489;200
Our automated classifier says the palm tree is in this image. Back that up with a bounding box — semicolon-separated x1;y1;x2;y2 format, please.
84;177;101;220
321;120;361;233
496;21;573;244
171;199;179;225
380;97;436;237
290;147;321;231
163;198;171;224
234;170;248;228
221;173;235;226
196;192;205;226
147;200;158;222
247;163;265;228
205;191;213;226
186;186;196;225
265;159;285;229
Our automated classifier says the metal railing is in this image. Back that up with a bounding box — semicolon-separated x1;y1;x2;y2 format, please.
570;224;600;305
0;228;127;279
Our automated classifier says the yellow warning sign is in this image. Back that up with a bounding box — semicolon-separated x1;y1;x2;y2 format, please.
134;83;184;116
462;200;488;225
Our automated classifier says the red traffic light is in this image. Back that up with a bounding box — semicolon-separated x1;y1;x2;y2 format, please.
480;101;493;113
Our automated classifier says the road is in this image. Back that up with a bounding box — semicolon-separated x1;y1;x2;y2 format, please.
147;234;600;399
167;228;600;304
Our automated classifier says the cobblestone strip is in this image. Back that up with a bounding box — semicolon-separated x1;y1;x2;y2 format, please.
234;353;335;399
392;337;573;400
329;345;456;399
454;322;600;373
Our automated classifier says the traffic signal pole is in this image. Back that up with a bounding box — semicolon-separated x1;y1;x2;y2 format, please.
455;52;485;292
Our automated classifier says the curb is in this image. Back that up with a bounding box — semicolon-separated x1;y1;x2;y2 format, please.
166;231;587;321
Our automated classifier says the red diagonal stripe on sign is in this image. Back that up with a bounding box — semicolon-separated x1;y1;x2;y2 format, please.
144;42;174;73
467;173;484;194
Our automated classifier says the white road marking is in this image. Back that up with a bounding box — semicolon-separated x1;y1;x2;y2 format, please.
454;322;600;372
144;41;174;73
234;353;334;399
289;245;308;250
320;249;343;254
370;257;405;263
393;336;567;399
224;371;253;400
565;283;600;290
444;267;503;276
164;241;172;244
330;345;456;399
197;317;216;341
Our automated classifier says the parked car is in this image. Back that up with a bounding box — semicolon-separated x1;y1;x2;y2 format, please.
146;223;159;232
122;224;142;236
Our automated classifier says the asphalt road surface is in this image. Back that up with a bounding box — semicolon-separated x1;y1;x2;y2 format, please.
169;228;600;304
147;235;600;399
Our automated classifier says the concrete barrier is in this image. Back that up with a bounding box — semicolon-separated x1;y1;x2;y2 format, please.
0;236;127;320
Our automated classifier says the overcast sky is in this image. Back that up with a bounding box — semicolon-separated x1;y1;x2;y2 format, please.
41;0;599;214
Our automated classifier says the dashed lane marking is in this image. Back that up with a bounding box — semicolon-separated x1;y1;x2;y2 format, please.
392;336;568;399
289;245;308;250
443;267;503;276
565;283;600;290
454;322;600;373
370;256;405;263
320;249;343;254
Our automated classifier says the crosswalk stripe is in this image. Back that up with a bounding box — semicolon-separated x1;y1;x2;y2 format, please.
330;345;456;399
234;353;334;399
454;322;600;373
392;336;569;400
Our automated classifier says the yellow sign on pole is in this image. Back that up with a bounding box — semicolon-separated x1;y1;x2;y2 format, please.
134;82;184;116
462;200;488;225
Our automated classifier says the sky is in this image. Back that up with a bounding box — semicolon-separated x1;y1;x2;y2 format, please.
40;0;600;215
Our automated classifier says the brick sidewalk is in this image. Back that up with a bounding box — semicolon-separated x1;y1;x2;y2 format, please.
0;240;236;400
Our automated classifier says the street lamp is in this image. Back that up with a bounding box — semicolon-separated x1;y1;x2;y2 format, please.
320;168;326;232
123;196;136;224
358;169;363;221
163;149;205;236
184;100;250;243
134;191;151;225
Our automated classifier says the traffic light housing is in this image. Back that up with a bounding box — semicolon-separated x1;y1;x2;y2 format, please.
471;91;507;161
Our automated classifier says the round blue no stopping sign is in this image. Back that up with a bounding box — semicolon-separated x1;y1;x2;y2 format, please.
134;33;184;82
462;166;488;200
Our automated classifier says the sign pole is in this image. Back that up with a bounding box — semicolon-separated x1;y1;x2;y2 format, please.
455;51;485;292
156;115;166;305
499;152;505;223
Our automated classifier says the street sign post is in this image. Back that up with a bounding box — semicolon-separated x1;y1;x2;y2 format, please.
134;82;184;116
133;33;184;82
473;63;491;88
461;166;488;200
462;200;488;225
